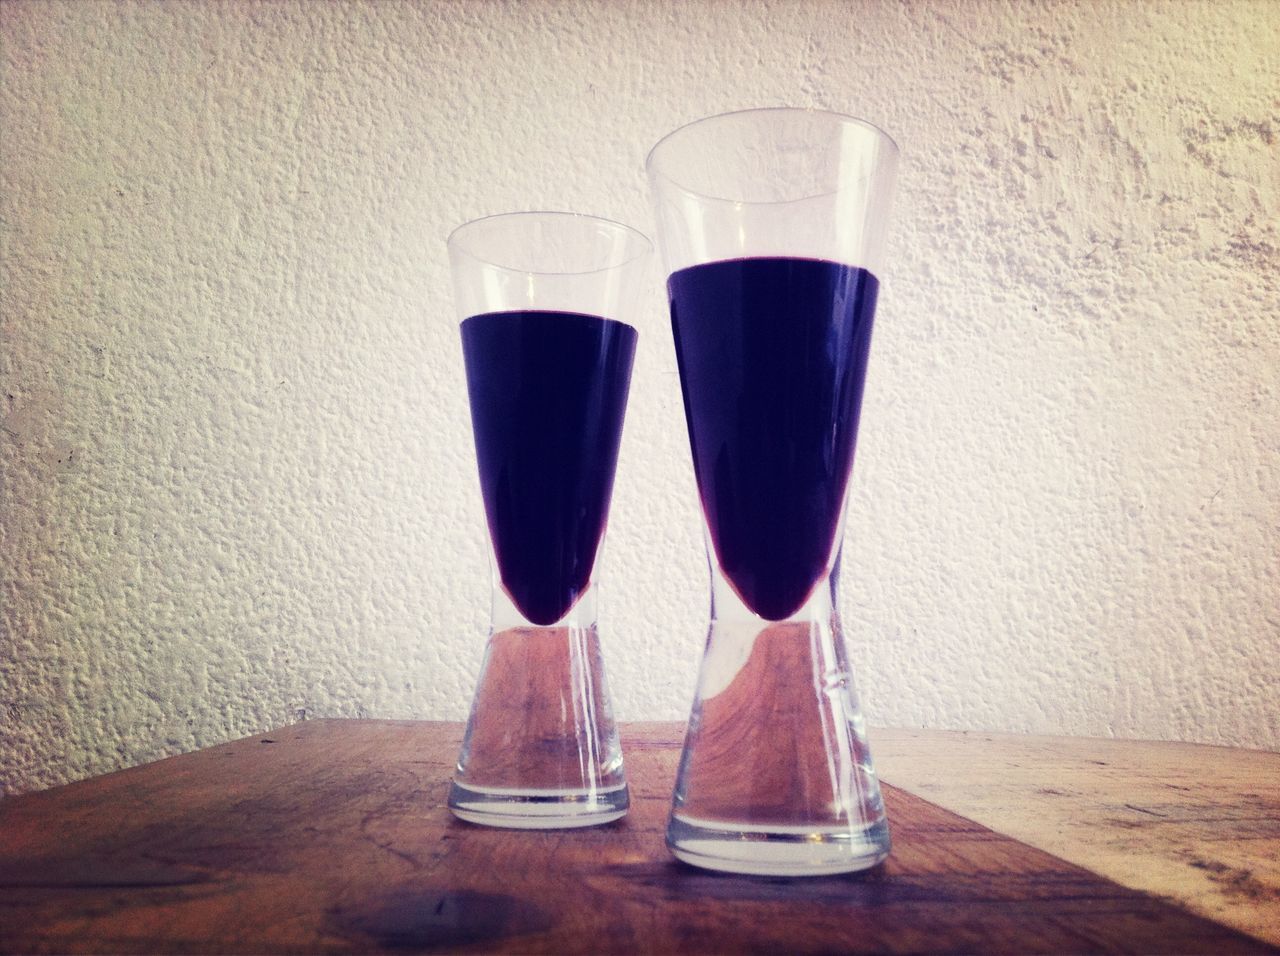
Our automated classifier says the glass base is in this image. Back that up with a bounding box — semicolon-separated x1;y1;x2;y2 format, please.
667;600;890;876
450;621;627;829
449;781;629;829
667;814;890;876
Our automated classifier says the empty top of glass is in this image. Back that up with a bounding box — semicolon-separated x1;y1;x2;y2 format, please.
646;108;899;205
447;211;652;276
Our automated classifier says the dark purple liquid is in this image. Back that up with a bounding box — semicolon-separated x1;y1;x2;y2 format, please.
462;310;637;626
669;257;878;621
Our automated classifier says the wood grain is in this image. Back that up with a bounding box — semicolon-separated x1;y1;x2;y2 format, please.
677;622;883;826
455;627;624;790
874;728;1280;947
0;721;1274;954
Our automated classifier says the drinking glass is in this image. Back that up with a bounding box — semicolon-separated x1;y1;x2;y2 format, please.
447;211;649;828
647;108;899;873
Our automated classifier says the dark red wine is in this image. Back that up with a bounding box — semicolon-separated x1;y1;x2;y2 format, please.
462;310;637;626
669;257;878;621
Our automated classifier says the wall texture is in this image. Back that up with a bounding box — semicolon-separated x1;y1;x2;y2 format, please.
2;0;1277;794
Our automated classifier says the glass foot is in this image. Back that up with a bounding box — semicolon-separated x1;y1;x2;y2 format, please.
667;814;890;876
667;615;891;875
448;781;628;829
450;622;627;829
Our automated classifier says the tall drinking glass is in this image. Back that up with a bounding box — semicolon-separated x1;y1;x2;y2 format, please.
648;109;899;873
447;211;649;828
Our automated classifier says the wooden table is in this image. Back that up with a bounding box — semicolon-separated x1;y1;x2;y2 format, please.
1;721;1277;954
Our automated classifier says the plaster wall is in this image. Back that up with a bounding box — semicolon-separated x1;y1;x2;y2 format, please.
2;0;1277;793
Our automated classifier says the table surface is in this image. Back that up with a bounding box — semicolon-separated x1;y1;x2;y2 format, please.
1;720;1277;954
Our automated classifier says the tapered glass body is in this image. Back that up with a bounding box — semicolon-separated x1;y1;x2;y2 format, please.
648;109;899;873
447;212;649;828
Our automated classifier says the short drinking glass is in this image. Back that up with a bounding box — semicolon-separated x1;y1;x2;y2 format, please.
447;211;649;828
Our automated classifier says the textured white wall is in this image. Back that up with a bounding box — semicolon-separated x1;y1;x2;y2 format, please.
2;0;1277;795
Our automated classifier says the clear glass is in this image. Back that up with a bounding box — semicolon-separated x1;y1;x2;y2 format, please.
648;109;899;874
447;211;650;828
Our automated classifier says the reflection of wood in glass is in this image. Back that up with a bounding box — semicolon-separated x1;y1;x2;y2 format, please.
455;627;624;792
675;622;884;827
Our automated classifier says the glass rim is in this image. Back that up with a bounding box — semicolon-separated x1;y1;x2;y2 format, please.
446;210;653;277
645;107;900;205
